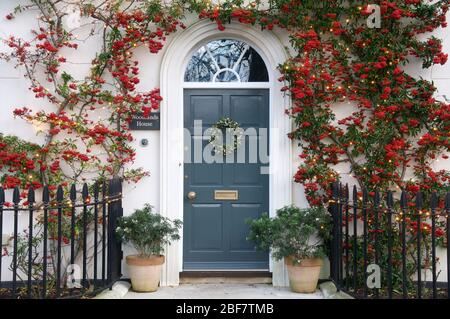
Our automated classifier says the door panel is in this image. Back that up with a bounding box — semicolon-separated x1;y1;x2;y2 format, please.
230;95;262;127
190;204;223;251
229;204;262;251
191;96;223;126
231;164;261;185
183;89;269;270
192;164;223;185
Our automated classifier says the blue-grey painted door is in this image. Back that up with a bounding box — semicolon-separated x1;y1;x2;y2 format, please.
183;89;269;270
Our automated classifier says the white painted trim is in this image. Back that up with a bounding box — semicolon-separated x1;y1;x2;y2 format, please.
182;82;271;89
212;68;241;82
160;19;292;287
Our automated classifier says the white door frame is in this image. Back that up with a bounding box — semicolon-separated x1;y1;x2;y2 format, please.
160;19;292;286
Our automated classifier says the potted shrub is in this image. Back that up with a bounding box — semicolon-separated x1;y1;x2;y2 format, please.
116;204;182;292
247;205;331;293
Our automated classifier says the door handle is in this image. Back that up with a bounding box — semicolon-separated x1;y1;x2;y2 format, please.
187;191;196;200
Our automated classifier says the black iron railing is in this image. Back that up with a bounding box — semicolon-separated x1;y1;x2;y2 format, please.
0;177;123;299
329;182;450;299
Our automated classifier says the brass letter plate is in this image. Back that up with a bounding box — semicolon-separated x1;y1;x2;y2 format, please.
214;190;238;200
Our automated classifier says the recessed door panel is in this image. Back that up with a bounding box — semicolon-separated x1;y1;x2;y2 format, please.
189;204;223;251
229;204;262;251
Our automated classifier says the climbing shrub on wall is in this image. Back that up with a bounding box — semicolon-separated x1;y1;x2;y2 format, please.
1;1;185;191
276;1;450;207
0;0;448;205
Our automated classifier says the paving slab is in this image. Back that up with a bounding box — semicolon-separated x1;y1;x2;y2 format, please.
124;283;323;299
94;281;131;299
319;281;354;299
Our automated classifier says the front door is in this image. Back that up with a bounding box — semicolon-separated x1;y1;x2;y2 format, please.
183;89;269;270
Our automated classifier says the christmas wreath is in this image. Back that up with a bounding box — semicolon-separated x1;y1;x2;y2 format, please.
208;117;243;155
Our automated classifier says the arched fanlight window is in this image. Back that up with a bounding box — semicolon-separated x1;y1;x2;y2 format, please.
184;39;269;82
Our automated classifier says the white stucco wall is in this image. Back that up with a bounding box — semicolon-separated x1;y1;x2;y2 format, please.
0;2;449;285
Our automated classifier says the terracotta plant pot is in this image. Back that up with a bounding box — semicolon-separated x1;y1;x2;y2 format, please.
284;256;323;293
126;255;165;292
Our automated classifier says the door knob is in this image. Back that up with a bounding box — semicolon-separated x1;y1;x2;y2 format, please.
187;191;196;200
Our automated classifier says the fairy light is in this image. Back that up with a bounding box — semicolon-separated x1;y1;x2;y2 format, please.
11;195;123;210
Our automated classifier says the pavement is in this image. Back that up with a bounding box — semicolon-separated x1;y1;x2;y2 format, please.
95;280;353;299
123;283;324;299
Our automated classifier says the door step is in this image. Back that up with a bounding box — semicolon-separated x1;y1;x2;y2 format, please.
179;271;272;284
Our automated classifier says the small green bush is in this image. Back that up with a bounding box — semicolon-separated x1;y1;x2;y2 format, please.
247;205;332;262
116;204;182;258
